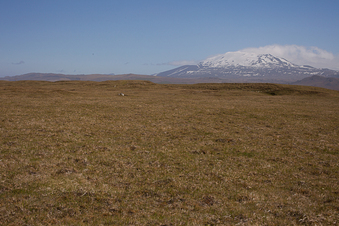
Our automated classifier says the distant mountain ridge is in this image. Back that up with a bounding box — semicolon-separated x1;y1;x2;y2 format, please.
0;73;227;84
291;75;339;91
0;73;125;82
2;52;339;91
156;52;339;82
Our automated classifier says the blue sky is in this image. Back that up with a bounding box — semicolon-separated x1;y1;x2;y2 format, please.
1;0;339;77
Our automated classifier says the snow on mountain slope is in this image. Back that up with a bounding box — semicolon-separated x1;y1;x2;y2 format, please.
200;52;297;68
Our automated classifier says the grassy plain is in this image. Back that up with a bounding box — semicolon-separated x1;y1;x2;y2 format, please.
0;80;338;225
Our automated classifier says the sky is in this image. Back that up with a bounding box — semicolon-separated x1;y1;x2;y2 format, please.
1;0;339;77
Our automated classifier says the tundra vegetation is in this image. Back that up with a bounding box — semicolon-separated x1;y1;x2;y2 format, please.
0;80;338;225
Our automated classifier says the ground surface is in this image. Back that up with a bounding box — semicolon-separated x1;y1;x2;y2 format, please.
0;80;339;225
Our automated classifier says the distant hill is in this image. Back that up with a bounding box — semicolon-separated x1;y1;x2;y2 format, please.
0;73;160;82
291;75;339;91
0;73;233;84
0;73;126;82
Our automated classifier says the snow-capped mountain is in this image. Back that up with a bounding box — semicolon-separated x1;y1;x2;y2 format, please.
156;51;339;82
200;52;297;68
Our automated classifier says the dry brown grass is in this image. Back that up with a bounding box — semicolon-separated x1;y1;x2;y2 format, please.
0;80;339;225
